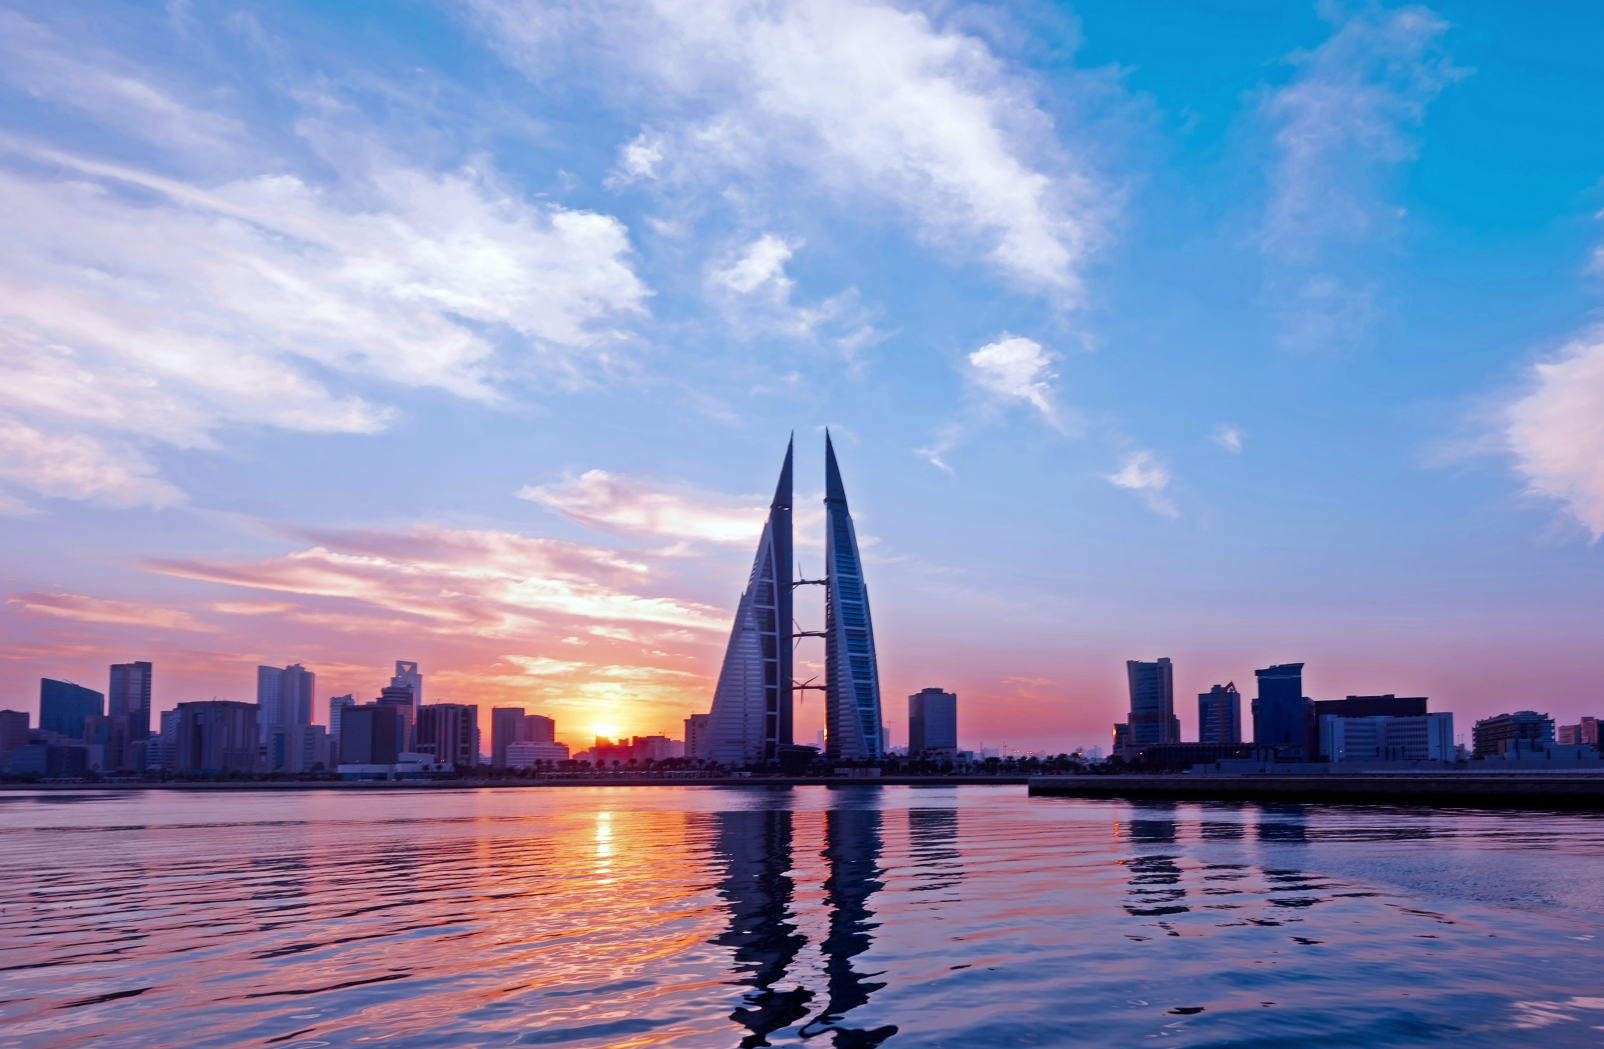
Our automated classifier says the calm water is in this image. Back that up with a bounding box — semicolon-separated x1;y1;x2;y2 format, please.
4;787;1604;1048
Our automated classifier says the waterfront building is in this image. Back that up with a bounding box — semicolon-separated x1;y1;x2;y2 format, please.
684;712;711;760
328;695;356;742
417;703;478;769
1472;711;1555;758
909;688;958;756
1112;722;1130;754
1320;713;1454;762
174;701;260;774
8;743;87;777
823;433;884;762
1314;695;1427;718
292;725;332;773
0;709;28;769
1252;663;1317;759
340;705;400;765
256;664;316;742
1126;742;1267;770
108;661;153;740
1126;659;1180;746
490;708;556;767
40;679;103;739
82;714;133;771
1198;683;1242;744
376;686;416;752
391;660;423;717
506;741;570;766
158;708;181;769
707;439;794;766
1558;718;1599;747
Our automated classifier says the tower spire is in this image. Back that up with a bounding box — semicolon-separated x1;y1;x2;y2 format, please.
823;434;882;761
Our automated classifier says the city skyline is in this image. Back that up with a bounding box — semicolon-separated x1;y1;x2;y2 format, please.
1;1;1603;751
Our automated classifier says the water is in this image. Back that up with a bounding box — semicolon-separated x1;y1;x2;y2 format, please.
4;786;1604;1048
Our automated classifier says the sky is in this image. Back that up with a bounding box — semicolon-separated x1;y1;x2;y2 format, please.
1;0;1602;754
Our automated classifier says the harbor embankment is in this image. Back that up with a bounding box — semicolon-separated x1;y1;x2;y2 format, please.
1029;772;1604;807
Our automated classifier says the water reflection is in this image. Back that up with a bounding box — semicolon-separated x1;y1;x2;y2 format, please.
802;805;898;1047
710;808;812;1047
907;808;962;897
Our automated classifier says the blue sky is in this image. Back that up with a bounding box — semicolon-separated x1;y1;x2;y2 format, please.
1;0;1601;750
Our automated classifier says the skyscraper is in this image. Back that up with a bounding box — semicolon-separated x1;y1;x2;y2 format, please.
39;679;103;738
174;701;260;774
824;433;883;762
909;688;958;755
392;661;422;718
1253;663;1317;758
109;661;153;740
257;664;315;741
1198;683;1242;744
1126;658;1180;746
707;439;793;766
417;704;478;768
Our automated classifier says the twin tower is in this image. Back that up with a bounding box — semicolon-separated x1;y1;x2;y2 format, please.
705;433;885;766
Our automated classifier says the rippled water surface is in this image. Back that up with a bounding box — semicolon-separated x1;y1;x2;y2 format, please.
6;786;1604;1048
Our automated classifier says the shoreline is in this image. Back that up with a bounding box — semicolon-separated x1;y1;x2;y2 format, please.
1030;772;1604;808
0;775;1031;791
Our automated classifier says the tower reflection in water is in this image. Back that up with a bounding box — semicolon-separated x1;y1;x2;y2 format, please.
709;798;899;1048
710;807;812;1047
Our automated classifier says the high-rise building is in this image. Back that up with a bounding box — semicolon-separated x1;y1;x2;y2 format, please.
1314;695;1427;719
82;714;133;771
108;661;153;740
1198;683;1242;744
418;704;478;768
1321;713;1454;762
158;708;181;769
491;707;526;768
392;661;423;717
328;695;356;741
823;433;883;762
340;706;400;765
1252;663;1316;758
1126;659;1180;745
707;439;793;766
376;686;415;752
174;701;260;774
909;688;958;755
257;664;315;740
684;712;711;760
39;679;103;739
0;710;28;769
1472;711;1555;758
256;666;283;727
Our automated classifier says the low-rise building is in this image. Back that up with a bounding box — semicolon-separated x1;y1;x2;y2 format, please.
507;741;570;767
1320;712;1454;762
1472;711;1554;758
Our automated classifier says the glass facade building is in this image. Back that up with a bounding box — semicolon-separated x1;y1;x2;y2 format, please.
823;433;883;762
1198;682;1242;744
1252;663;1317;758
1126;658;1180;745
39;678;104;739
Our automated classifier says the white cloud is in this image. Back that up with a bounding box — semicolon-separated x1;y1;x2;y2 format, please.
1211;426;1244;453
967;334;1057;417
1261;4;1464;259
520;470;767;544
0;415;182;508
709;233;876;347
469;0;1107;298
1106;450;1177;518
713;233;798;295
608;129;667;185
1506;329;1604;540
0;22;651;507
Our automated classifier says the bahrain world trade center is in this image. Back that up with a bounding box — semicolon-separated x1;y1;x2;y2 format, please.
704;433;885;765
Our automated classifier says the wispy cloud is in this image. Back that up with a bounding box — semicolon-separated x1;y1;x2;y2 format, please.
918;333;1064;471
1210;425;1244;453
7;592;219;632
1105;450;1177;518
1506;327;1604;540
0;416;182;509
520;470;767;544
469;0;1109;299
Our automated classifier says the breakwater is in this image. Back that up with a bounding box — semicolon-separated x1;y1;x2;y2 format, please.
1029;772;1604;808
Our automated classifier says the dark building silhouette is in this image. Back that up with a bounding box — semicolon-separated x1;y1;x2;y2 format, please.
341;705;400;765
1253;663;1316;759
108;661;153;740
39;678;103;739
491;707;555;767
908;688;957;755
174;700;259;774
0;709;28;769
1314;695;1427;719
83;714;132;771
1198;682;1242;744
417;703;477;768
1473;710;1555;758
1125;658;1180;746
376;686;415;752
801;805;897;1047
710;808;812;1048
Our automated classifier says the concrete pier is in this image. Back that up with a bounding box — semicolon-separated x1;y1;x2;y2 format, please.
1028;772;1604;808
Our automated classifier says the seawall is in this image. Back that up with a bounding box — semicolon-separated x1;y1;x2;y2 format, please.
1029;773;1604;809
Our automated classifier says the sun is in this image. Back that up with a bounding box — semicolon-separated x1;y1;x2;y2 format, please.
592;723;618;742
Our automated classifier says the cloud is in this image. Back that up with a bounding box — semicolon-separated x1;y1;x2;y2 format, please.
1261;4;1464;260
6;591;219;632
142;524;729;636
469;0;1107;298
1506;329;1604;540
968;334;1057;417
0;19;651;505
708;233;879;349
0;415;182;509
1210;426;1244;453
713;233;798;295
1105;450;1177;518
520;470;767;544
608;128;667;185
